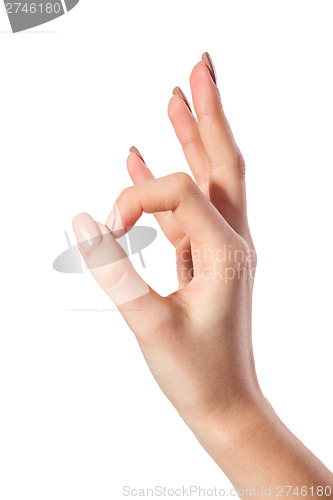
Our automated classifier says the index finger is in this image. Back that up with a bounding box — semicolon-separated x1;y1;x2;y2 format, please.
106;172;235;248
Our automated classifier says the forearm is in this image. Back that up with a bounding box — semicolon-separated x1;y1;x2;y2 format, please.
186;396;333;499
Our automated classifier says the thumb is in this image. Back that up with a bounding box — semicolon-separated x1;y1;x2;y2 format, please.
72;212;167;335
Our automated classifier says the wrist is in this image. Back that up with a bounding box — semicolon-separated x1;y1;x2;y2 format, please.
184;391;272;473
185;394;333;494
184;389;269;447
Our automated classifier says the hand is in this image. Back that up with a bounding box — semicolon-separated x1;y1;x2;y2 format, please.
73;52;258;424
72;53;333;496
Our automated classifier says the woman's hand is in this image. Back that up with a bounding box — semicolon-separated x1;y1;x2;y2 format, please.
72;52;258;424
72;53;333;497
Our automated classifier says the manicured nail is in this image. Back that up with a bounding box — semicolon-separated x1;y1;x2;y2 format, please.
172;86;192;113
202;51;217;85
106;204;124;236
72;212;102;254
129;146;145;164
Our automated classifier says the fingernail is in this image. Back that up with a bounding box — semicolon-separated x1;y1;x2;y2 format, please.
172;86;192;113
72;212;102;254
202;51;217;85
129;146;145;164
106;204;124;236
106;209;115;232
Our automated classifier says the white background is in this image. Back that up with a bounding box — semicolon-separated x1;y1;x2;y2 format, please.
0;1;332;499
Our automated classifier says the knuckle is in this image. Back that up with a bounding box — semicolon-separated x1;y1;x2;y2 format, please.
216;236;251;272
230;238;249;268
230;239;257;275
137;301;176;346
116;186;134;211
103;260;130;292
120;186;132;198
116;187;131;207
173;172;195;192
197;102;223;121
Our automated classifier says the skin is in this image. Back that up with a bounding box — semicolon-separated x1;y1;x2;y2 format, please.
72;54;333;497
